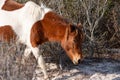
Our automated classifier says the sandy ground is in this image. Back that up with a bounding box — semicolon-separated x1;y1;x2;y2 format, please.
0;54;120;80
0;43;120;80
32;58;120;80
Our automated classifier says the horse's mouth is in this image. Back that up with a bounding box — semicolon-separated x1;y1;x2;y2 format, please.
73;59;79;65
73;57;82;65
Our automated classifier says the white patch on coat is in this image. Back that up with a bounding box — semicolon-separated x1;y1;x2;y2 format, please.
0;1;51;47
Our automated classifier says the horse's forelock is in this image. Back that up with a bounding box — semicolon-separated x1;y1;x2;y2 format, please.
71;24;83;41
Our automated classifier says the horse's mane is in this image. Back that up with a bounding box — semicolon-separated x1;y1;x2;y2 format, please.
22;1;51;21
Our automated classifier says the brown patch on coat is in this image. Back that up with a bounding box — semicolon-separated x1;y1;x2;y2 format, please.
0;26;16;42
30;21;45;47
30;11;69;47
2;0;24;11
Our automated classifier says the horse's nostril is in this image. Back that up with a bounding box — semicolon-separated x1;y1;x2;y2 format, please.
78;59;81;63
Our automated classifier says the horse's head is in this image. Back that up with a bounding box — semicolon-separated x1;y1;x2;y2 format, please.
61;24;83;65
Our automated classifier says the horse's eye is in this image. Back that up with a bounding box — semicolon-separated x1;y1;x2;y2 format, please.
74;39;77;43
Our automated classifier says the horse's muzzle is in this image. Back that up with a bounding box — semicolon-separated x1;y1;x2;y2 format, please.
72;55;83;65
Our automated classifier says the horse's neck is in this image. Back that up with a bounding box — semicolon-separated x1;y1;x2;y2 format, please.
46;28;66;43
42;22;66;43
40;12;68;43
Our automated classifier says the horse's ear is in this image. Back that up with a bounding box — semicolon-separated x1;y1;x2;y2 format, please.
65;25;71;41
65;24;78;41
77;23;83;29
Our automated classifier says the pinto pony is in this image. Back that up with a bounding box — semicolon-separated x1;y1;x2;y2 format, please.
0;0;83;79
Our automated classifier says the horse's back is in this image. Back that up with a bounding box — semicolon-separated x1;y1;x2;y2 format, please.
0;0;6;9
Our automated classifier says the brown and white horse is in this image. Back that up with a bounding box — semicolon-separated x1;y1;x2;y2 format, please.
0;0;83;79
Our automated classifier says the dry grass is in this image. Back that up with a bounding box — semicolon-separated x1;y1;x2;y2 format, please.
0;42;36;80
0;42;70;80
0;42;120;80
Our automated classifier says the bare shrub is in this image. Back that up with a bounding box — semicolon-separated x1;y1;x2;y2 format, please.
0;42;36;80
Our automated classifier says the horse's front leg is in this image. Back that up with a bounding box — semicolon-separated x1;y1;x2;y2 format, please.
21;46;32;64
31;47;48;79
38;55;48;79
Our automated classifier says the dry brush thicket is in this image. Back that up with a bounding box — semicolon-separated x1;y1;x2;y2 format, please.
0;0;120;79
